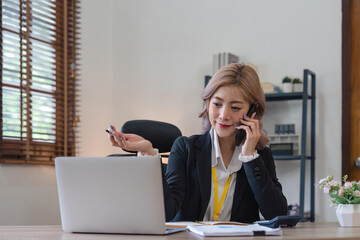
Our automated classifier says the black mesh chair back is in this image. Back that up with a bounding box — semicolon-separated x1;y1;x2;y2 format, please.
107;120;181;174
120;119;182;155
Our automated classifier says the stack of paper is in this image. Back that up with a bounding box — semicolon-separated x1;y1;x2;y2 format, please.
187;224;282;237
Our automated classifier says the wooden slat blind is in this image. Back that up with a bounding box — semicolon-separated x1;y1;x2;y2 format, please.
0;0;80;164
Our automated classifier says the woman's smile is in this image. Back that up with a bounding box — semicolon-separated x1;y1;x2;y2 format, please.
217;122;233;128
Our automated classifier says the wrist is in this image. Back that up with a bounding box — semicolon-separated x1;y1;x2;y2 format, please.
140;149;156;156
241;148;255;156
139;140;154;155
138;148;159;157
239;150;259;163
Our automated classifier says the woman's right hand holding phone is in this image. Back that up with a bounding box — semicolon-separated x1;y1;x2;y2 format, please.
108;125;156;156
236;112;261;156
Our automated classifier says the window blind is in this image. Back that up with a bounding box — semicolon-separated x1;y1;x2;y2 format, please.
0;0;80;164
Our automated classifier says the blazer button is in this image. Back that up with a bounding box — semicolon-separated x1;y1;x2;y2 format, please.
254;166;260;171
256;176;261;181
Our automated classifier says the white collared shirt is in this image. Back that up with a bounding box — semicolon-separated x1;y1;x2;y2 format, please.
203;128;259;221
202;128;243;221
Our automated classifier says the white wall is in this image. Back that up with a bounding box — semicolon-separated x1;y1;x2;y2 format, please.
0;164;60;225
77;0;115;157
0;0;341;225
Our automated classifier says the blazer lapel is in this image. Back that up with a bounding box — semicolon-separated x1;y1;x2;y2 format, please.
231;167;248;218
194;132;212;220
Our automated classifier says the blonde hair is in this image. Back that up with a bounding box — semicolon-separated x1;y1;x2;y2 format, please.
199;63;269;149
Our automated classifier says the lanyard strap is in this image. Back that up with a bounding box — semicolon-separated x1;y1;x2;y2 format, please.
212;166;233;221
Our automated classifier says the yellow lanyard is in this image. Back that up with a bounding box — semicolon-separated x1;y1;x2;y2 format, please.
212;166;233;221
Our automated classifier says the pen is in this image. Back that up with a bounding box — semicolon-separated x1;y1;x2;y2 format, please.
106;125;123;139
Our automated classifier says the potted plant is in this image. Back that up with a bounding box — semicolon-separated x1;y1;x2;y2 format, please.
282;76;293;93
318;175;360;227
293;78;303;92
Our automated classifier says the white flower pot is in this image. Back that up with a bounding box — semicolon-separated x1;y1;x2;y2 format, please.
293;83;303;92
336;204;360;227
282;83;293;93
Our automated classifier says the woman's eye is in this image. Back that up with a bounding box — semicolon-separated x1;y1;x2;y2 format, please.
212;102;221;107
232;106;241;111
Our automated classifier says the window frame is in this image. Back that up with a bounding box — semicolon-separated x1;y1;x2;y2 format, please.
0;0;80;164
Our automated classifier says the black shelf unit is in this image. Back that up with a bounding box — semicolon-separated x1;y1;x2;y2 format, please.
265;69;316;222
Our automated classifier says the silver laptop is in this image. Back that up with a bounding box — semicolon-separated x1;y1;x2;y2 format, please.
55;156;183;235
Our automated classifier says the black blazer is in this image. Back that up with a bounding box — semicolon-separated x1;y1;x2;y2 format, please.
162;132;288;223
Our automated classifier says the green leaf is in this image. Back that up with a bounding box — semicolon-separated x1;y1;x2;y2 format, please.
329;193;349;204
351;198;360;204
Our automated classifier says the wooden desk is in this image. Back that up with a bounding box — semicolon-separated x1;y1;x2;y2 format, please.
0;222;360;240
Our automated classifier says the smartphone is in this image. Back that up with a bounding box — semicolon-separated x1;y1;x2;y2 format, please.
236;104;257;146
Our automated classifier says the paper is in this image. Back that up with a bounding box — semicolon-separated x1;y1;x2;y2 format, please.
165;221;202;229
165;221;246;228
187;224;282;237
198;221;248;226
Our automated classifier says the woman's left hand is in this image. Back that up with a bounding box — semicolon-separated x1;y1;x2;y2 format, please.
236;112;261;156
108;125;156;156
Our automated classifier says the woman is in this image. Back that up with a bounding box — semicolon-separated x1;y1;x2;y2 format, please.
108;63;288;223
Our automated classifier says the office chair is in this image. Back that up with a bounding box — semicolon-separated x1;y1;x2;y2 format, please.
108;119;182;159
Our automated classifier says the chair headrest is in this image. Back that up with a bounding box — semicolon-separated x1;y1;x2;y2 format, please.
121;120;182;153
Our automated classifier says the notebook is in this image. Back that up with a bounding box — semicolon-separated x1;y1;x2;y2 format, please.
55;156;183;235
187;224;282;237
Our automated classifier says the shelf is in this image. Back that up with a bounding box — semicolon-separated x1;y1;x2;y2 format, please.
273;155;312;161
266;69;316;222
265;92;313;101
